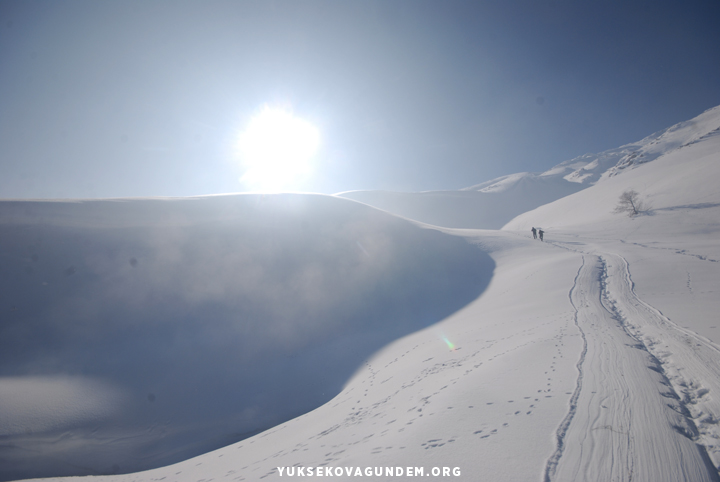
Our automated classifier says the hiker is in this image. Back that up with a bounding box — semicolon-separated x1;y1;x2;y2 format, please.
538;228;544;241
531;227;537;239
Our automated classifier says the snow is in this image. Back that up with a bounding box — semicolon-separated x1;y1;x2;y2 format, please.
336;175;586;230
0;194;492;480
338;105;720;230
4;104;720;482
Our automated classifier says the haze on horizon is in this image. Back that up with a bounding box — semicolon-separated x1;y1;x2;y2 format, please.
1;0;719;199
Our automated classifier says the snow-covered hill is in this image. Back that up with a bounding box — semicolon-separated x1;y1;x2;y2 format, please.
5;105;720;482
504;106;720;231
336;176;585;229
338;105;720;229
0;195;493;481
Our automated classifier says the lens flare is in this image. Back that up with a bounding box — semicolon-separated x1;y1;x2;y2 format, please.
442;336;455;351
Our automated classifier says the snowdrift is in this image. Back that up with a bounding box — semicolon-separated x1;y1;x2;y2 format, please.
0;194;493;481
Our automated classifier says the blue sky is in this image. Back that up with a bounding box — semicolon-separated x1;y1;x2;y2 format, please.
1;0;719;198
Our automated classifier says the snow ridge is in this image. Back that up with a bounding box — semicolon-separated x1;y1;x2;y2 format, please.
603;106;720;179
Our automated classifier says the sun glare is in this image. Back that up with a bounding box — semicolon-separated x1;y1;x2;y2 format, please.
237;106;320;192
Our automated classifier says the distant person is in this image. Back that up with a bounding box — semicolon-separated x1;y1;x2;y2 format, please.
538;229;544;241
531;227;537;239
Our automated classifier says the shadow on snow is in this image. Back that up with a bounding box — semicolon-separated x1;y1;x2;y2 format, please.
0;194;494;481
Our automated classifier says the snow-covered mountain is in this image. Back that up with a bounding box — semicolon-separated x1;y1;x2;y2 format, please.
504;104;720;230
338;105;720;229
4;104;720;482
547;104;720;184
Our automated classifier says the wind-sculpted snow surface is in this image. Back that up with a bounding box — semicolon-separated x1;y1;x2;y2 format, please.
14;225;720;482
0;194;493;481
15;231;588;482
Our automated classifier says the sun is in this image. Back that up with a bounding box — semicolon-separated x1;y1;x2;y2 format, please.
237;106;320;192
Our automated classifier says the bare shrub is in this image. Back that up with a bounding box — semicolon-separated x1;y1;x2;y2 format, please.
613;189;649;217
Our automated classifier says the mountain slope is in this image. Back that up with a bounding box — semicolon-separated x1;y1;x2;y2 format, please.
336;177;585;229
20;203;720;481
0;194;493;481
7;107;720;482
503;106;720;230
338;105;720;229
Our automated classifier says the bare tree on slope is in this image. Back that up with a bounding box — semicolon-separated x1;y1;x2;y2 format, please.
614;189;649;217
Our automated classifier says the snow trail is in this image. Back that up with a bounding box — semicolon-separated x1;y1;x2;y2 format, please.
600;253;720;472
544;257;588;482
549;254;718;482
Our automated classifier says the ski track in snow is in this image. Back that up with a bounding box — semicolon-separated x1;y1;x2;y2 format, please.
603;253;720;469
618;239;720;264
544;257;588;482
543;237;720;481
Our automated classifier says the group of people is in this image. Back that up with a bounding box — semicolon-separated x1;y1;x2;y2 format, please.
531;227;544;241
